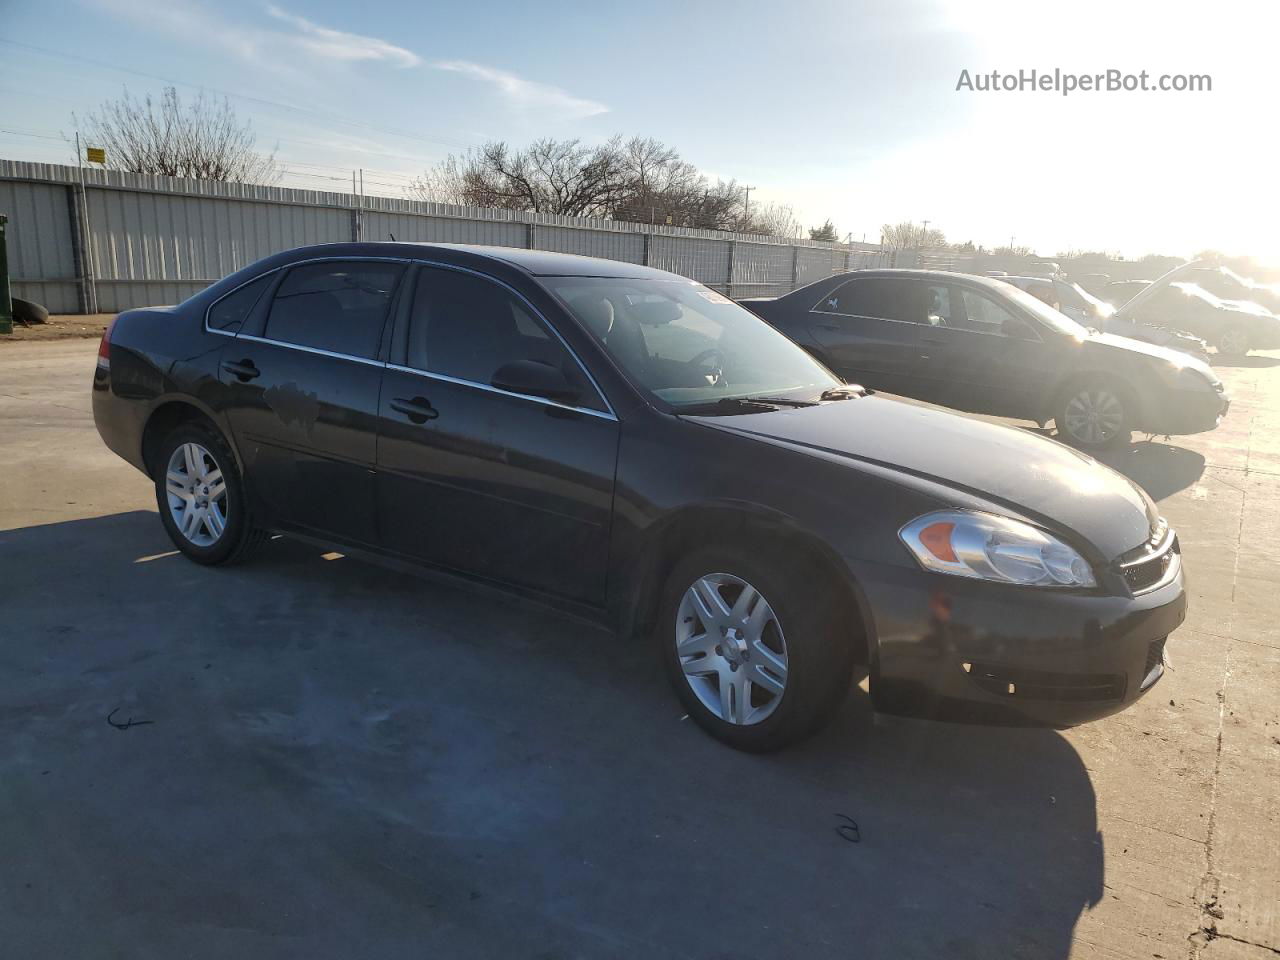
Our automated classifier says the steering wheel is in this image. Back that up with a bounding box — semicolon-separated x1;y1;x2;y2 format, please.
687;347;727;386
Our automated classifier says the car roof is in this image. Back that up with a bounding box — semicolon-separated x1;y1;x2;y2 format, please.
825;268;1033;294
281;241;686;281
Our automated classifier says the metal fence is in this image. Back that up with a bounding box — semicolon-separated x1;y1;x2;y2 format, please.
0;159;892;314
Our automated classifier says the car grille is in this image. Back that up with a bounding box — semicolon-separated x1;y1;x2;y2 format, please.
1116;522;1180;595
963;662;1126;703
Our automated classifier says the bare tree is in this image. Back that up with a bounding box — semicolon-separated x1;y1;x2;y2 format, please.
409;137;632;217
992;243;1034;257
410;135;807;238
75;87;278;184
738;202;800;238
881;221;947;250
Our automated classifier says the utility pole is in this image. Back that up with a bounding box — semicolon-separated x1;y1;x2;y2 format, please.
743;185;755;223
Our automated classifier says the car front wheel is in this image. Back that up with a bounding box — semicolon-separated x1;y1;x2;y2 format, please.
1215;326;1251;357
659;545;853;751
1055;380;1131;449
153;422;265;565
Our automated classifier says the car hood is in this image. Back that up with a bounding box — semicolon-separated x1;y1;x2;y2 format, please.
688;397;1158;561
1083;331;1217;378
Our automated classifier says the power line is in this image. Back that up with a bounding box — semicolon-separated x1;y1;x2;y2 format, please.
0;37;477;154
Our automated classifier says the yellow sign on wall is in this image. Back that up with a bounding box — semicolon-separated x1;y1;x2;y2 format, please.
86;146;106;164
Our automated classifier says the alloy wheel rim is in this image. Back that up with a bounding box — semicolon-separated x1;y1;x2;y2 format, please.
675;572;789;726
1063;389;1124;445
165;442;228;547
1219;329;1248;355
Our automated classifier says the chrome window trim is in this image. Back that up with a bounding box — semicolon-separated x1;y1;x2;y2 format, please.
203;254;617;419
807;277;1046;342
385;363;618;421
233;333;387;368
403;257;616;420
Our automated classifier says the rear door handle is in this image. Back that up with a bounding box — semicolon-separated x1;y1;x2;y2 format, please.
390;396;439;424
221;358;260;381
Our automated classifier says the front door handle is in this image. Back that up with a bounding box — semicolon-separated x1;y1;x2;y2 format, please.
221;358;260;381
390;396;439;424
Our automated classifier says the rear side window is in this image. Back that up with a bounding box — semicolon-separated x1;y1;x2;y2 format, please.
207;274;272;333
813;277;930;323
265;260;405;359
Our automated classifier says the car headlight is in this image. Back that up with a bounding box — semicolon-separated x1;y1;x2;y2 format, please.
899;510;1096;587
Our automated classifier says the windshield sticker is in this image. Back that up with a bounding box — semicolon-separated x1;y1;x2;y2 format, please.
697;289;732;305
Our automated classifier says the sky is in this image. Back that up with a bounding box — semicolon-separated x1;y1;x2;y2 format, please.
1;0;1276;261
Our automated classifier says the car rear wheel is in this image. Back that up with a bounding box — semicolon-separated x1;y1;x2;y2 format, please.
153;422;265;565
659;545;853;752
1055;380;1131;449
1215;326;1251;357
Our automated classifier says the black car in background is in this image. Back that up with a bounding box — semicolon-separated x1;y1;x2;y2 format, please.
94;244;1186;750
742;269;1229;448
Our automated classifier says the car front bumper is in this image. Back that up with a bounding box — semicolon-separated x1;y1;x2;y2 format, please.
1146;388;1230;436
853;559;1187;727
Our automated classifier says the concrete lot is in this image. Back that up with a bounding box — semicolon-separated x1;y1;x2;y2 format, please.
1;339;1276;960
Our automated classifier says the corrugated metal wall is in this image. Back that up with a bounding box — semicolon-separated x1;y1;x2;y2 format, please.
0;159;891;313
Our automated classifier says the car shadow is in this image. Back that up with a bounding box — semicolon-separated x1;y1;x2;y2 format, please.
1090;440;1206;501
1210;353;1280;368
1020;429;1206;502
1;511;1102;960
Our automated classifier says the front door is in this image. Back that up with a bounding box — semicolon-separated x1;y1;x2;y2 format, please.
914;282;1051;417
376;265;619;604
217;258;406;546
804;276;925;395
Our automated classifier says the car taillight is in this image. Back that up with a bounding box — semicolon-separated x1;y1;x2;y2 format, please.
96;317;116;372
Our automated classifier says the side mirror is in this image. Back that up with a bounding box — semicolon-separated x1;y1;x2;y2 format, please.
491;360;582;404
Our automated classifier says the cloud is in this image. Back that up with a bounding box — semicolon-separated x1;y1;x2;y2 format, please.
433;60;609;119
266;5;420;67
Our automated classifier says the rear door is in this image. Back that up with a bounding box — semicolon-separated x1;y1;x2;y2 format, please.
804;276;926;394
218;258;406;546
375;264;619;604
915;281;1053;417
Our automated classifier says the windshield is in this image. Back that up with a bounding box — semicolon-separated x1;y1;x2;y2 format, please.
545;277;840;407
996;282;1091;337
1068;281;1114;317
1173;282;1225;308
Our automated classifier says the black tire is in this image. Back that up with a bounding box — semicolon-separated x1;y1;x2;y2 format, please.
1214;326;1251;358
152;421;266;565
658;543;854;752
12;297;49;325
1053;376;1132;450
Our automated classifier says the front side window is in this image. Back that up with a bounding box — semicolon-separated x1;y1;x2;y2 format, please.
547;277;839;408
264;260;405;359
208;273;273;333
406;267;604;411
957;289;1020;335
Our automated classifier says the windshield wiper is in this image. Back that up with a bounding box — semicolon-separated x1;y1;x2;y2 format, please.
676;397;783;415
738;395;819;407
